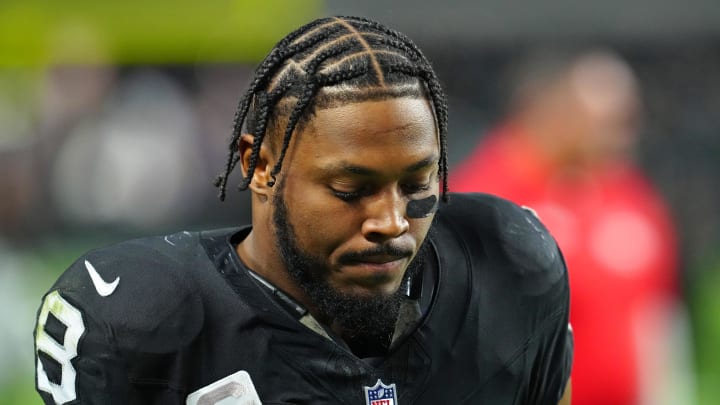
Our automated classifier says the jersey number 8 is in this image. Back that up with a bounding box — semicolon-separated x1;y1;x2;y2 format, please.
35;291;86;405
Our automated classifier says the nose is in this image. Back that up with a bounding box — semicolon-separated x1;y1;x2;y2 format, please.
361;189;410;241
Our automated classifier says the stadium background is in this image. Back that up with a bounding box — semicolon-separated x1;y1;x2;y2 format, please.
1;0;718;403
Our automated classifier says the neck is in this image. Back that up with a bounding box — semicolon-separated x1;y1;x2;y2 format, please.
236;229;318;316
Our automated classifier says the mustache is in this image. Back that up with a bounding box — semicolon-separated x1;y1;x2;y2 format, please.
338;243;414;264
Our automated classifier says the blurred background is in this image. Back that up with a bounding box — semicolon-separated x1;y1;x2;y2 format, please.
1;1;718;404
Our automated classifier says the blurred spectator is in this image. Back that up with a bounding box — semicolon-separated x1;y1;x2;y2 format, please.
451;49;693;405
50;69;208;229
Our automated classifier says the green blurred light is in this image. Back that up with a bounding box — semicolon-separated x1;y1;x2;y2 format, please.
0;0;324;66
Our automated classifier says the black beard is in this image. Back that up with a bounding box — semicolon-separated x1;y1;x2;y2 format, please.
272;187;427;352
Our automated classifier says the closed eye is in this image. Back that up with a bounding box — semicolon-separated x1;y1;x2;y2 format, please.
401;183;431;194
331;182;431;202
332;189;362;202
330;186;372;202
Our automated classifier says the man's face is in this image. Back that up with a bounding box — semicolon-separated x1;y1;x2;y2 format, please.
271;96;439;314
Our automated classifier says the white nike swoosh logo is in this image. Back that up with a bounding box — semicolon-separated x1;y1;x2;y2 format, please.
85;260;120;297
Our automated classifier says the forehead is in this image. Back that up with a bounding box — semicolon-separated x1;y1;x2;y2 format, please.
295;97;439;168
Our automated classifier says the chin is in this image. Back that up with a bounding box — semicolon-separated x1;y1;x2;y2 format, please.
336;279;404;299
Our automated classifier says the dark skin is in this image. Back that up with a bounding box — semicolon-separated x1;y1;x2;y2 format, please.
235;93;572;404
236;96;438;323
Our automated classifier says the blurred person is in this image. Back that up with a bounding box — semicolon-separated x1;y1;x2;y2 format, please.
50;69;207;229
34;16;573;404
451;49;689;405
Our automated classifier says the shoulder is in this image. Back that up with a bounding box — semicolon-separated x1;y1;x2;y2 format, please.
436;192;566;295
34;228;244;403
54;230;204;296
433;194;572;399
40;230;223;347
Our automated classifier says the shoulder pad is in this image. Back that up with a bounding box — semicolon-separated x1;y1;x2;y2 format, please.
49;232;207;351
439;193;565;293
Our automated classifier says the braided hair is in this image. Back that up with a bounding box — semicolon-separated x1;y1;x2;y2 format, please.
214;16;449;201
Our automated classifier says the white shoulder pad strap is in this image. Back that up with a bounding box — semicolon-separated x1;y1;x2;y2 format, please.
186;370;262;405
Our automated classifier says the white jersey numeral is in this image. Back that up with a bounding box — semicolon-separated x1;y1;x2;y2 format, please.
36;290;86;405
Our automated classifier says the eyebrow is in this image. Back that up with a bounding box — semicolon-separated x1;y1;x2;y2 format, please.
324;154;439;177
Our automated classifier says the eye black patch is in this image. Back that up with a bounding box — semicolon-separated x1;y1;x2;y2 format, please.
407;195;438;218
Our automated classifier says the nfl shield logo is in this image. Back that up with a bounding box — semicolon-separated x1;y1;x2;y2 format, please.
363;379;398;405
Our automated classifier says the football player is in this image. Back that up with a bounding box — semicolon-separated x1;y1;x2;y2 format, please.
34;16;572;404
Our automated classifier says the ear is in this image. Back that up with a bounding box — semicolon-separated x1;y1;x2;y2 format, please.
238;133;275;197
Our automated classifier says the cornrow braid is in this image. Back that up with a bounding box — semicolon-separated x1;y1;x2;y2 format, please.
215;16;450;202
268;79;318;187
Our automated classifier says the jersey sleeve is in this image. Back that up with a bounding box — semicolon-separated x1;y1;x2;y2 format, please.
441;193;574;403
35;285;121;404
35;254;129;405
524;252;573;405
33;237;205;404
505;201;572;404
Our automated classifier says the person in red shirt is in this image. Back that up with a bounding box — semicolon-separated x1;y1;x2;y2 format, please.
451;50;685;405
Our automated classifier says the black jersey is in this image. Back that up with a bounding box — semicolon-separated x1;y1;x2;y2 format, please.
34;193;572;405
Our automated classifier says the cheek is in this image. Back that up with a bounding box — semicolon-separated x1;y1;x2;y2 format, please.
411;215;434;242
281;181;360;253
